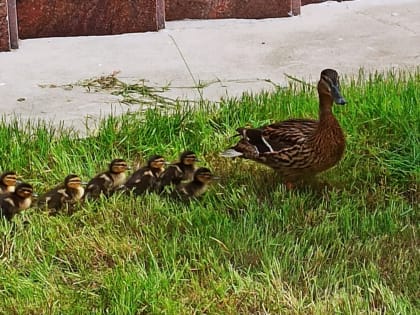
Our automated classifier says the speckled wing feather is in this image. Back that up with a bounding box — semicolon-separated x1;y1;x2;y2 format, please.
229;119;318;157
262;119;318;151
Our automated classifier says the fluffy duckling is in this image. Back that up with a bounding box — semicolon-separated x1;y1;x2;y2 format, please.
38;174;84;214
0;183;33;221
0;171;18;195
159;151;200;190
84;159;129;200
124;155;167;195
172;167;217;200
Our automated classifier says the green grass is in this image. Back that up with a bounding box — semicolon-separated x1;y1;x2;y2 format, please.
0;69;419;314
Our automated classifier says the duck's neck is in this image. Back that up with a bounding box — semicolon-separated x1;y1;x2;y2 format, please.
191;179;205;188
17;196;32;210
315;93;345;150
318;93;334;122
189;180;207;197
111;172;126;187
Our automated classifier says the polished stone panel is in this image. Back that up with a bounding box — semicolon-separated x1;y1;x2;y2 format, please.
17;0;165;39
302;0;350;5
166;0;301;21
0;0;10;51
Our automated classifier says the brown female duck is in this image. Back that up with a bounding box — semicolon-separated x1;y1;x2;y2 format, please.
221;69;346;188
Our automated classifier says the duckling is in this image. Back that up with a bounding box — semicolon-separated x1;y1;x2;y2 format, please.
38;174;84;214
124;155;167;195
159;151;200;190
172;167;217;200
0;183;33;221
84;159;129;200
221;69;346;188
0;171;18;195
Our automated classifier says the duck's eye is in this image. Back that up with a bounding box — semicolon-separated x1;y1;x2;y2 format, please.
320;77;332;92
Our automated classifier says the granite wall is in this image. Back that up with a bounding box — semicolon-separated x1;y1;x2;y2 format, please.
301;0;349;5
0;1;352;52
0;0;10;51
17;0;165;39
165;0;301;21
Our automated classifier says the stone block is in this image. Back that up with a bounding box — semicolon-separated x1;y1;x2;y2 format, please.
166;0;301;21
0;0;10;51
302;0;351;5
17;0;165;39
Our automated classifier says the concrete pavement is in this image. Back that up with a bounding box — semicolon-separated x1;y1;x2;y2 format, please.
0;0;419;133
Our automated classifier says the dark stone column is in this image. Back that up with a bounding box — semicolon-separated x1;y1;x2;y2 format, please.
8;0;18;48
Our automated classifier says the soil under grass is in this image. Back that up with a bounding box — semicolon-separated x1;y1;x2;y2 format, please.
0;69;418;314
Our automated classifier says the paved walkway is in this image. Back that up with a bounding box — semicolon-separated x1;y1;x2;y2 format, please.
0;0;419;133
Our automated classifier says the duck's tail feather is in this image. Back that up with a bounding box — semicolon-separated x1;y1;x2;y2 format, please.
220;149;244;158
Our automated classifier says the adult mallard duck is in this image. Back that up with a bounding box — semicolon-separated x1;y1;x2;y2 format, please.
0;171;18;194
0;183;33;221
221;69;346;188
38;174;85;215
124;155;167;195
84;159;129;200
159;151;200;190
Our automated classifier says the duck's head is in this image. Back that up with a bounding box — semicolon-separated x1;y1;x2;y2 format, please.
148;155;167;170
194;167;218;184
109;159;130;174
64;174;83;189
318;69;346;105
180;151;200;166
1;171;18;188
15;183;33;199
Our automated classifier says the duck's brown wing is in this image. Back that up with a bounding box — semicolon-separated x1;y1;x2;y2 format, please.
262;119;318;151
234;119;317;152
222;119;318;159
